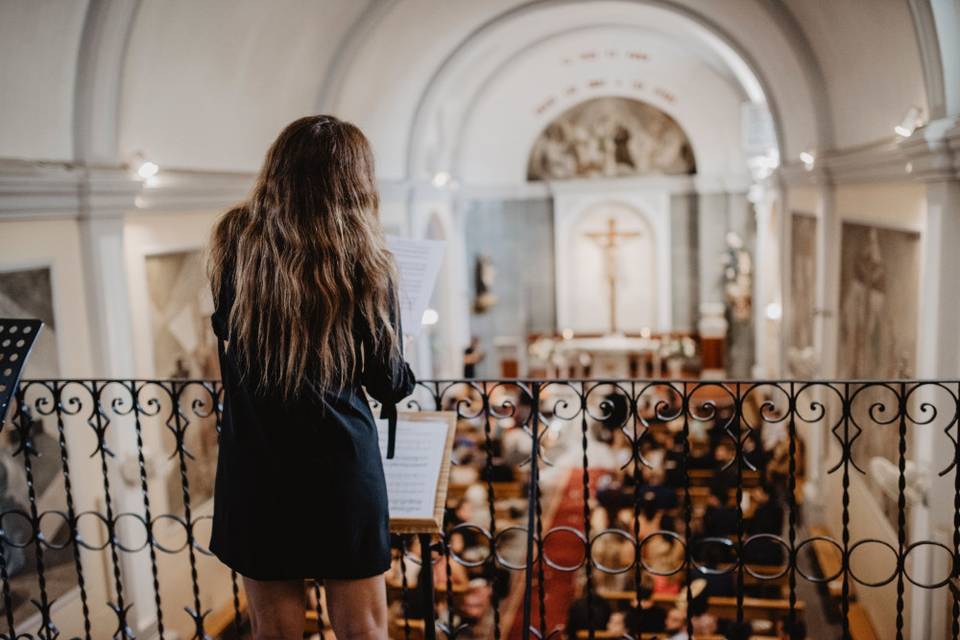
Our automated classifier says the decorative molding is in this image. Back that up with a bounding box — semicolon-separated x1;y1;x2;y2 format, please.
135;170;253;212
80;166;142;218
0;160;84;218
4;121;955;221
822;139;913;184
779;122;960;186
0;160;251;219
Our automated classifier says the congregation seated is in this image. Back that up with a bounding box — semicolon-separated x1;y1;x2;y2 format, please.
385;385;801;638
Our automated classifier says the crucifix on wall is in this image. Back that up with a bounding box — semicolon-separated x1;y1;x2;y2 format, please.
584;217;643;335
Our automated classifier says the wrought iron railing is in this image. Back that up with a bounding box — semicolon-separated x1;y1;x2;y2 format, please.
1;378;958;639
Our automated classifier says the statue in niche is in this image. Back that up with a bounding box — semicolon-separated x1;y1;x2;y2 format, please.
527;97;696;181
473;255;498;314
722;231;753;323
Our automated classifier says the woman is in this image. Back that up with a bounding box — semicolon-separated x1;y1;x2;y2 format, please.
207;115;416;639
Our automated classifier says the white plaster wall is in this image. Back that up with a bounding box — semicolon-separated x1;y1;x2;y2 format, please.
833;183;927;232
784;185;820;216
0;0;88;160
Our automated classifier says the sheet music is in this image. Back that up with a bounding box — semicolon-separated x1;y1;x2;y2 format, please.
386;236;445;338
376;417;448;519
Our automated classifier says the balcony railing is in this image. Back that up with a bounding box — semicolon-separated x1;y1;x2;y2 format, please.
1;378;959;639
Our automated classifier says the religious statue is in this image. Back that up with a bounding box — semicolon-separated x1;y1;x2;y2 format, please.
527;97;696;181
722;231;752;322
473;255;498;313
584;217;643;335
840;227;891;377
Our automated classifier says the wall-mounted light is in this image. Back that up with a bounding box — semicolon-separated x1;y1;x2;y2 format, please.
765;302;782;321
894;106;923;138
432;171;451;188
422;308;439;326
799;151;815;171
137;160;159;180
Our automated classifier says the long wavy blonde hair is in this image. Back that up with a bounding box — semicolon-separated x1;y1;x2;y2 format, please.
208;115;399;399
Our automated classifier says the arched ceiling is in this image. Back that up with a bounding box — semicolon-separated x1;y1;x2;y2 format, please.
0;0;940;182
452;25;750;185
0;0;88;161
783;0;927;150
119;0;371;172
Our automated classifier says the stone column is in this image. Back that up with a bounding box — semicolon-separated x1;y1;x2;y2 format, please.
902;117;960;640
77;168;166;637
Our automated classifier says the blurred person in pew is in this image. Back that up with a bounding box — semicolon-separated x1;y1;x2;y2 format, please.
462;337;484;379
702;480;739;538
565;592;612;639
624;584;667;635
460;577;494;637
744;482;786;566
775;617;808;640
663;606;687;639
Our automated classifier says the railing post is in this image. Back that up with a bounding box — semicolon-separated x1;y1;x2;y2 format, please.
418;533;437;640
521;382;541;640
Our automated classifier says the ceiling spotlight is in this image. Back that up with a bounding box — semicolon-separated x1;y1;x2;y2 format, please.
422;308;439;326
432;171;451;188
895;106;923;138
799;151;815;171
137;161;159;180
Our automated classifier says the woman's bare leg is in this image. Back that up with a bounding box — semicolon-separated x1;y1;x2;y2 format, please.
242;577;305;640
324;574;388;639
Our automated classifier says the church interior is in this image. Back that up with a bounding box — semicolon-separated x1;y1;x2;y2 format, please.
1;0;960;638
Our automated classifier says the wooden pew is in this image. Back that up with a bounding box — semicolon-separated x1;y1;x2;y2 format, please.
597;590;805;622
688;468;760;487
446;480;524;502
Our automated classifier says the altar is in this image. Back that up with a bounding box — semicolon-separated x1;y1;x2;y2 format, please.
554;333;662;378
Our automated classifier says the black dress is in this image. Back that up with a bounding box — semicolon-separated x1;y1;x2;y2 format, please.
208;267;416;581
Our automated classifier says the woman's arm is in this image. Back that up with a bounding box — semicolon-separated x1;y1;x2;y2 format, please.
360;285;416;405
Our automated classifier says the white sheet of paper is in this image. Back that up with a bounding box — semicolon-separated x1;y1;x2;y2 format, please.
376;418;447;519
386;236;445;338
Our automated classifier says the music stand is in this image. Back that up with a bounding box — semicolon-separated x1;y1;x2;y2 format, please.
0;318;44;421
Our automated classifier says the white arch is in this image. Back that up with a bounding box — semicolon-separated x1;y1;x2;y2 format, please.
365;0;830;184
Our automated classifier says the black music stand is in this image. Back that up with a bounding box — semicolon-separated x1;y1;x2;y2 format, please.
0;318;44;420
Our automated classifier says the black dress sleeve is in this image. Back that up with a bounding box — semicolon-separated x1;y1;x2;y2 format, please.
361;285;416;459
360;285;416;405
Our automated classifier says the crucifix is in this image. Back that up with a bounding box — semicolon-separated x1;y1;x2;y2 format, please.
584;217;643;334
